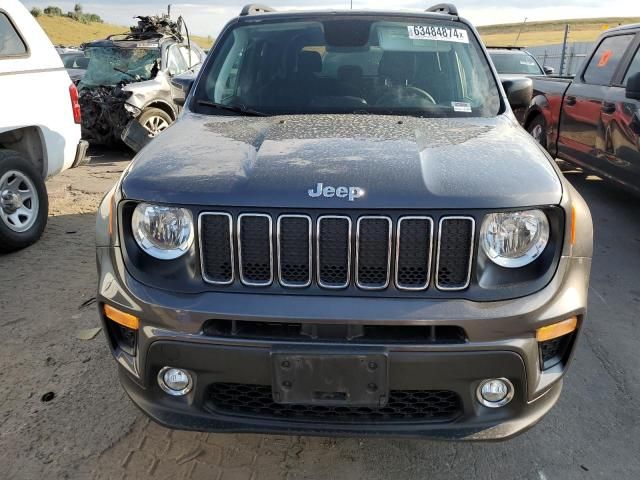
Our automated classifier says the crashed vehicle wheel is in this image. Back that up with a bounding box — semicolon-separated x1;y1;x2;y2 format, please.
0;150;48;253
138;108;172;138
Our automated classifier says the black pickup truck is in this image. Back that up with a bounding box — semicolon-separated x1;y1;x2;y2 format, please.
523;24;640;193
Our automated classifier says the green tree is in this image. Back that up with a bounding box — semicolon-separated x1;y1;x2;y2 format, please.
74;4;83;14
30;7;42;17
43;6;63;16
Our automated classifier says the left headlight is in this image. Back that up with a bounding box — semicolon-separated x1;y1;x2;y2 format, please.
480;209;550;268
132;203;194;260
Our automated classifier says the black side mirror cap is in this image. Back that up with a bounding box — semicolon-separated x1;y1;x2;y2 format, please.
626;72;640;101
543;66;555;75
171;74;196;107
502;77;533;110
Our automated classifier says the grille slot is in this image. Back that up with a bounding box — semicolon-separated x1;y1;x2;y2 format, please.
238;214;273;286
396;217;433;291
206;383;463;424
199;213;234;285
356;216;392;290
317;216;351;289
436;217;475;291
277;215;312;288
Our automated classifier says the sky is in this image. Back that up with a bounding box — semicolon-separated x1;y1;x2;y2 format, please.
22;0;640;37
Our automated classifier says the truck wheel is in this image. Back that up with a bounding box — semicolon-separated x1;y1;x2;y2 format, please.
0;150;48;253
527;115;548;150
138;108;172;138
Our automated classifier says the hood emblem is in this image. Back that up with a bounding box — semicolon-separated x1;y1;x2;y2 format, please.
308;183;364;202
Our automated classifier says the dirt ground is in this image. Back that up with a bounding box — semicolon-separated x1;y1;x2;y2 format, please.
1;149;639;479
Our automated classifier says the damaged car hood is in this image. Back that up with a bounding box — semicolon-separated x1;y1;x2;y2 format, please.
121;113;563;209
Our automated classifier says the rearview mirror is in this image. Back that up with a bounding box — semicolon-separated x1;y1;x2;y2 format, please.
543;66;555;75
171;74;196;107
502;77;533;110
626;72;640;101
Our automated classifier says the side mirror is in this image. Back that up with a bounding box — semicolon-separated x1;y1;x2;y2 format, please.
543;66;555;75
626;72;640;101
502;77;533;110
171;74;196;107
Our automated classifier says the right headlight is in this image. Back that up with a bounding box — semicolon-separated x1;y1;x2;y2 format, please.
131;203;194;260
480;209;550;268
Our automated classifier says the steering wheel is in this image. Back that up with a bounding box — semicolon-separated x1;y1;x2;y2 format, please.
376;86;437;107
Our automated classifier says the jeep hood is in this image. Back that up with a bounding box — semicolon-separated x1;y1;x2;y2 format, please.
121;113;562;209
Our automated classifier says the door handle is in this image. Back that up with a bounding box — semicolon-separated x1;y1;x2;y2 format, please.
602;102;616;114
565;96;577;106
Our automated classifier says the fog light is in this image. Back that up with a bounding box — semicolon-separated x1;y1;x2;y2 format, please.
158;367;193;396
476;378;514;408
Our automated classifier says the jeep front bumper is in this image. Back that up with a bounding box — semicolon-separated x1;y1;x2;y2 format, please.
97;243;590;440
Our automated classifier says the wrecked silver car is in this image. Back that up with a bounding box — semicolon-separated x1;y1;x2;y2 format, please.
78;16;204;151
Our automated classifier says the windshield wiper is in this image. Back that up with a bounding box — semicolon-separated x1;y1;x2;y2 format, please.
196;100;269;117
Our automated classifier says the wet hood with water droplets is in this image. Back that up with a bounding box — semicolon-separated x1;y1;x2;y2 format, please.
121;113;562;209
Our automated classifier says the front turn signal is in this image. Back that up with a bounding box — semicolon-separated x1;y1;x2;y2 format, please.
104;304;139;330
536;317;578;342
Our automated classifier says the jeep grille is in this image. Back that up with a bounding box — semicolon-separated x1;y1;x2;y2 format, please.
199;212;475;292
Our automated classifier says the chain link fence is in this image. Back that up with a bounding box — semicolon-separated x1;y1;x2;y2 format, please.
527;42;594;76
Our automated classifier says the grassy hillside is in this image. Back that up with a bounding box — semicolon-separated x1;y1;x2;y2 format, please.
37;14;640;50
478;17;640;47
37;15;213;48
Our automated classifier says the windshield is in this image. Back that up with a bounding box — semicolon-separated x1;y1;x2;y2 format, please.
193;17;501;117
79;46;160;88
60;52;89;70
489;52;544;75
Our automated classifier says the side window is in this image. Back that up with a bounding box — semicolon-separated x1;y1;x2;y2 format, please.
0;12;27;57
191;48;202;63
167;45;187;75
583;35;634;86
623;44;640;85
178;46;200;68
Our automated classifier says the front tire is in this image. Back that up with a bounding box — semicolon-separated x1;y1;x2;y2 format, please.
138;108;172;138
527;115;548;150
0;150;48;253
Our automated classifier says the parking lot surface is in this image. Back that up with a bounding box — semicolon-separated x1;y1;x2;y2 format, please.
1;150;639;479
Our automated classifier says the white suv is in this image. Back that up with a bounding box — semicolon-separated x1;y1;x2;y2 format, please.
0;0;87;252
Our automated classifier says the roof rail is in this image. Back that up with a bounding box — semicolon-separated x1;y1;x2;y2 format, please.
426;3;459;16
486;45;526;50
240;4;276;16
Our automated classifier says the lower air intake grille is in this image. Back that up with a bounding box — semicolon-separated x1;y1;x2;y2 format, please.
436;217;475;290
317;216;351;288
238;214;272;286
206;383;462;423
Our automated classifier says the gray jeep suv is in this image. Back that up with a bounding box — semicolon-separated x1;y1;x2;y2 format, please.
96;4;593;440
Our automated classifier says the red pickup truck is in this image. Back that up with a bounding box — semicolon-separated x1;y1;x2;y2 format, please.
522;24;640;193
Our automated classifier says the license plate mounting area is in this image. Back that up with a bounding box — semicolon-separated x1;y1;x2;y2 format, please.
271;351;388;408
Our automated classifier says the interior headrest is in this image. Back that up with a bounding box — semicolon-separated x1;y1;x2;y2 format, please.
297;51;322;74
378;51;416;83
76;56;90;68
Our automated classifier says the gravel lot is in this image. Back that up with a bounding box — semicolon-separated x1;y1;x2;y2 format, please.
0;150;639;479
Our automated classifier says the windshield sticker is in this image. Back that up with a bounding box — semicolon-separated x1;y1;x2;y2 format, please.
408;25;469;44
520;60;536;66
452;102;472;113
